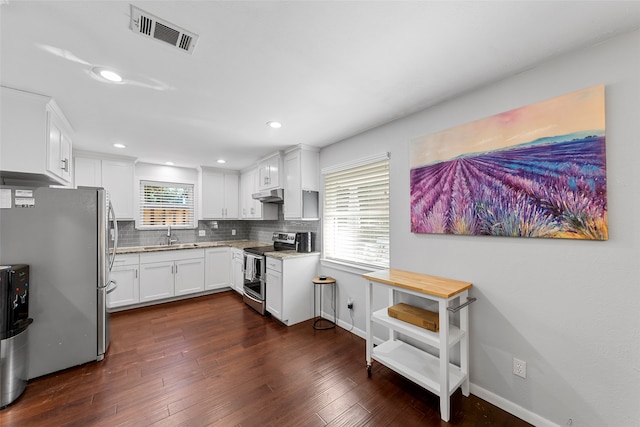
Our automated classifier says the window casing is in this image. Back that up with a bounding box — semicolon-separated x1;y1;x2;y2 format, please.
138;180;195;229
323;153;389;269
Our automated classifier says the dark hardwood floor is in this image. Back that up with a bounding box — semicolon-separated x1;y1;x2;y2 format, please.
1;291;531;426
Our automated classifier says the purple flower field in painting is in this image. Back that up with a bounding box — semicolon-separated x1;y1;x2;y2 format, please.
410;133;608;240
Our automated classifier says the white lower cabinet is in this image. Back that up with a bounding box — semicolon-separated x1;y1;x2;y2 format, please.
265;259;283;319
204;247;230;290
139;249;204;302
140;261;174;302
229;248;244;294
265;254;320;326
175;258;206;296
108;253;139;308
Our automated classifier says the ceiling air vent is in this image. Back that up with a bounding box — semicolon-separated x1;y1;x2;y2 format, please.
130;5;198;54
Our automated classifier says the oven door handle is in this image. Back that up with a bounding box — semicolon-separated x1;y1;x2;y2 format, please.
244;253;262;281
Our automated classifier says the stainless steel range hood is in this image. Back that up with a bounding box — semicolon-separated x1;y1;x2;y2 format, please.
252;188;284;203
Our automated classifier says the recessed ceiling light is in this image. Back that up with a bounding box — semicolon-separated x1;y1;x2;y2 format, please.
217;159;226;164
92;67;123;83
267;121;282;129
113;143;126;149
165;162;174;166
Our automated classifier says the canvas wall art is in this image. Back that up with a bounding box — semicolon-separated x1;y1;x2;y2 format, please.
410;85;607;240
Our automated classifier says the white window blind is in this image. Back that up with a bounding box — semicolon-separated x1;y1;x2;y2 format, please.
323;154;389;269
139;180;195;228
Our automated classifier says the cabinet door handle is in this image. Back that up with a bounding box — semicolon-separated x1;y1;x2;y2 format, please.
60;158;69;172
175;265;178;274
171;265;174;274
135;269;138;279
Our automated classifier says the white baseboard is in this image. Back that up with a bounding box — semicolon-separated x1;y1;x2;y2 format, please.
470;384;558;427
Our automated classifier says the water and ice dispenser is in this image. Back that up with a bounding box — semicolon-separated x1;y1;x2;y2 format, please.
0;264;32;409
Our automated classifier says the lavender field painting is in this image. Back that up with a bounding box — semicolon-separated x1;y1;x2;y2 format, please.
410;85;607;240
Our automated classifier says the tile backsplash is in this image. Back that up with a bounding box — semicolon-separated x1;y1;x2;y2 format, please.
116;209;319;248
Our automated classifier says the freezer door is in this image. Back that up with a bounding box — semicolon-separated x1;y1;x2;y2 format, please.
0;186;100;378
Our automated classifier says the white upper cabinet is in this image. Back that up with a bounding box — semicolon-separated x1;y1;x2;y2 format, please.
240;167;278;220
257;152;282;191
102;160;135;220
283;145;320;220
74;154;135;220
74;156;102;187
201;167;239;219
0;86;73;186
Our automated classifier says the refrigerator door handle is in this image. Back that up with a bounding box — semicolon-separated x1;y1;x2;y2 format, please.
108;200;119;271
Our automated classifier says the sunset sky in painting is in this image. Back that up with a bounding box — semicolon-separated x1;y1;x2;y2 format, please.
410;85;605;167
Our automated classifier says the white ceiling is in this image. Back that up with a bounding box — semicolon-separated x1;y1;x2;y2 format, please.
2;1;640;171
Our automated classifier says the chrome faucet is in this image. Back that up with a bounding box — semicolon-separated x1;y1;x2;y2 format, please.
166;224;178;245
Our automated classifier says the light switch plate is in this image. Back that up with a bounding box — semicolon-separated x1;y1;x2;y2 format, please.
198;230;206;237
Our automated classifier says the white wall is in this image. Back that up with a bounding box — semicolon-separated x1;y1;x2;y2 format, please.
319;29;640;426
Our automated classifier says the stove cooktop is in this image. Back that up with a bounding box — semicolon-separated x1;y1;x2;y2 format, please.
244;246;276;255
244;231;297;255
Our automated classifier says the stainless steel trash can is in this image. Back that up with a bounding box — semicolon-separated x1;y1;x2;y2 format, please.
0;327;30;408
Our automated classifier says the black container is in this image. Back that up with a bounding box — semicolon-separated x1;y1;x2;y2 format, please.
1;265;31;339
295;232;314;253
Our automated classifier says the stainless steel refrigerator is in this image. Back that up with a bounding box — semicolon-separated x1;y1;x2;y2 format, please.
0;186;117;379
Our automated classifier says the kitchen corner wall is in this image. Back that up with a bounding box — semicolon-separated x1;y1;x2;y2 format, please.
116;207;319;248
319;29;640;427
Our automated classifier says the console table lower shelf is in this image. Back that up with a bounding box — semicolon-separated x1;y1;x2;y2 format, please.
371;340;467;398
363;268;474;422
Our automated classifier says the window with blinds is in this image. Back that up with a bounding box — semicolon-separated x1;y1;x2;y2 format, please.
323;154;389;269
139;180;195;228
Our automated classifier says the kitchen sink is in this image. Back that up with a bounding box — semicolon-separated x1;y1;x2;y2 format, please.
176;243;199;248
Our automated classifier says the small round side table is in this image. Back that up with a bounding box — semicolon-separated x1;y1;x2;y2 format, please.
312;276;337;330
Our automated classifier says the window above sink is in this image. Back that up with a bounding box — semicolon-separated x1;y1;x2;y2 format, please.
137;180;195;229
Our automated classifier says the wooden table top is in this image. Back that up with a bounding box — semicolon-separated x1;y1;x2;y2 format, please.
362;269;472;298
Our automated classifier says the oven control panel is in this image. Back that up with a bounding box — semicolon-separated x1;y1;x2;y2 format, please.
273;232;296;243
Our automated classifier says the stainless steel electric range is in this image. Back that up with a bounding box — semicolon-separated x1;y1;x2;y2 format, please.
242;232;295;315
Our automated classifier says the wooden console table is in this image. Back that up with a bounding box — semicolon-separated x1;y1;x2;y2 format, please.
363;269;474;422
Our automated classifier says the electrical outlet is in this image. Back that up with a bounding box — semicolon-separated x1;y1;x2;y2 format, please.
347;298;353;310
198;230;206;237
513;358;527;378
232;229;236;236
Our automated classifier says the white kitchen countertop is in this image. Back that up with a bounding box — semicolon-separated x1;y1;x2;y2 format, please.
115;240;319;258
264;250;320;259
114;240;267;254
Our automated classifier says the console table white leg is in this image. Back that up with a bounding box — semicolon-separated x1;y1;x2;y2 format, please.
439;298;450;422
460;290;470;397
389;288;397;341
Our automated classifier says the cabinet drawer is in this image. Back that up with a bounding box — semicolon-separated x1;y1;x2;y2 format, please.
140;248;204;264
266;257;282;272
113;253;139;267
